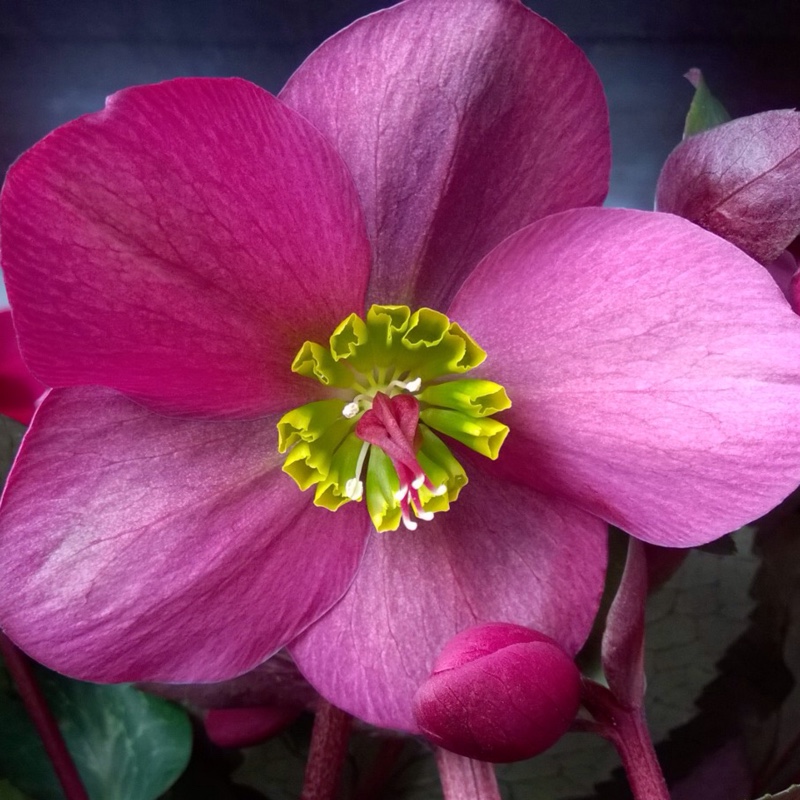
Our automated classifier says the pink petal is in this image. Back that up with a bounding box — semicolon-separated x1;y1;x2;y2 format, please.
0;310;45;425
656;110;800;264
0;387;369;681
1;78;370;418
449;207;800;546
205;706;302;748
281;0;609;310
290;457;606;732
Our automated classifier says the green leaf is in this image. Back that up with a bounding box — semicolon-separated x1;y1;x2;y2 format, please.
0;780;35;800
683;68;731;137
232;721;308;800
0;662;192;800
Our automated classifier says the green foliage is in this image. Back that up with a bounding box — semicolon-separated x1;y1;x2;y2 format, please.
0;662;192;800
683;68;731;137
0;780;34;800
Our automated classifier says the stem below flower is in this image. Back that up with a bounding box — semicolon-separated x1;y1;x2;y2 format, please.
0;633;89;800
608;708;670;800
300;699;353;800
435;748;502;800
581;679;669;800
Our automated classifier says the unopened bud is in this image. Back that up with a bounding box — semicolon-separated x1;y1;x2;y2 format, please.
412;623;581;762
204;705;302;748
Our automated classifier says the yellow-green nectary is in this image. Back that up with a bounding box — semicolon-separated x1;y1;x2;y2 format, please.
277;304;511;532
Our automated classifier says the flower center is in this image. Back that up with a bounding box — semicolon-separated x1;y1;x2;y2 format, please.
277;305;511;532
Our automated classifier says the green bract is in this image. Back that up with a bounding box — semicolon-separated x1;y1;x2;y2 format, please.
277;305;511;532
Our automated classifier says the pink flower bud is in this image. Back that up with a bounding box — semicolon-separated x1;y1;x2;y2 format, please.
204;705;302;748
412;623;581;763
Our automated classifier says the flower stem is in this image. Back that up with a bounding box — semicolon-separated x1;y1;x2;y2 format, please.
300;699;353;800
0;633;89;800
607;708;670;800
581;679;669;800
435;748;502;800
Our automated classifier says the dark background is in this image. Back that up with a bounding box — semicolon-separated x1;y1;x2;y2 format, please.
0;0;798;255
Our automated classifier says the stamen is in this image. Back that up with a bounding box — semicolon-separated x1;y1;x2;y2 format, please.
342;401;360;419
417;509;435;521
399;492;418;530
345;477;363;501
345;441;371;499
354;440;370;476
394;485;409;502
411;474;425;490
388;376;422;393
431;484;447;496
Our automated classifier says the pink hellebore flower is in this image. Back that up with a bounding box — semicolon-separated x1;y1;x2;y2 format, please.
2;0;800;733
655;109;800;308
0;309;45;424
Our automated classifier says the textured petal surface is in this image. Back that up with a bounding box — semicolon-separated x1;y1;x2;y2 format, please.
281;0;609;310
656;110;800;263
0;310;45;424
1;78;370;418
290;457;606;732
0;388;369;681
449;207;800;546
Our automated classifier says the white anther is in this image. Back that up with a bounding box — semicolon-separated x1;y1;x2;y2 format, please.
394;485;409;502
342;401;360;419
345;478;363;501
411;474;425;490
417;509;435;521
432;484;447;496
402;516;418;531
388;376;422;393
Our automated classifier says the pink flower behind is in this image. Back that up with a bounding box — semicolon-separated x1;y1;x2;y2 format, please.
656;108;800;265
1;0;800;734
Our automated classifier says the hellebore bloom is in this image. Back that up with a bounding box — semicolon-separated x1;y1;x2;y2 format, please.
0;309;45;424
2;0;800;735
413;623;581;762
655;109;800;306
